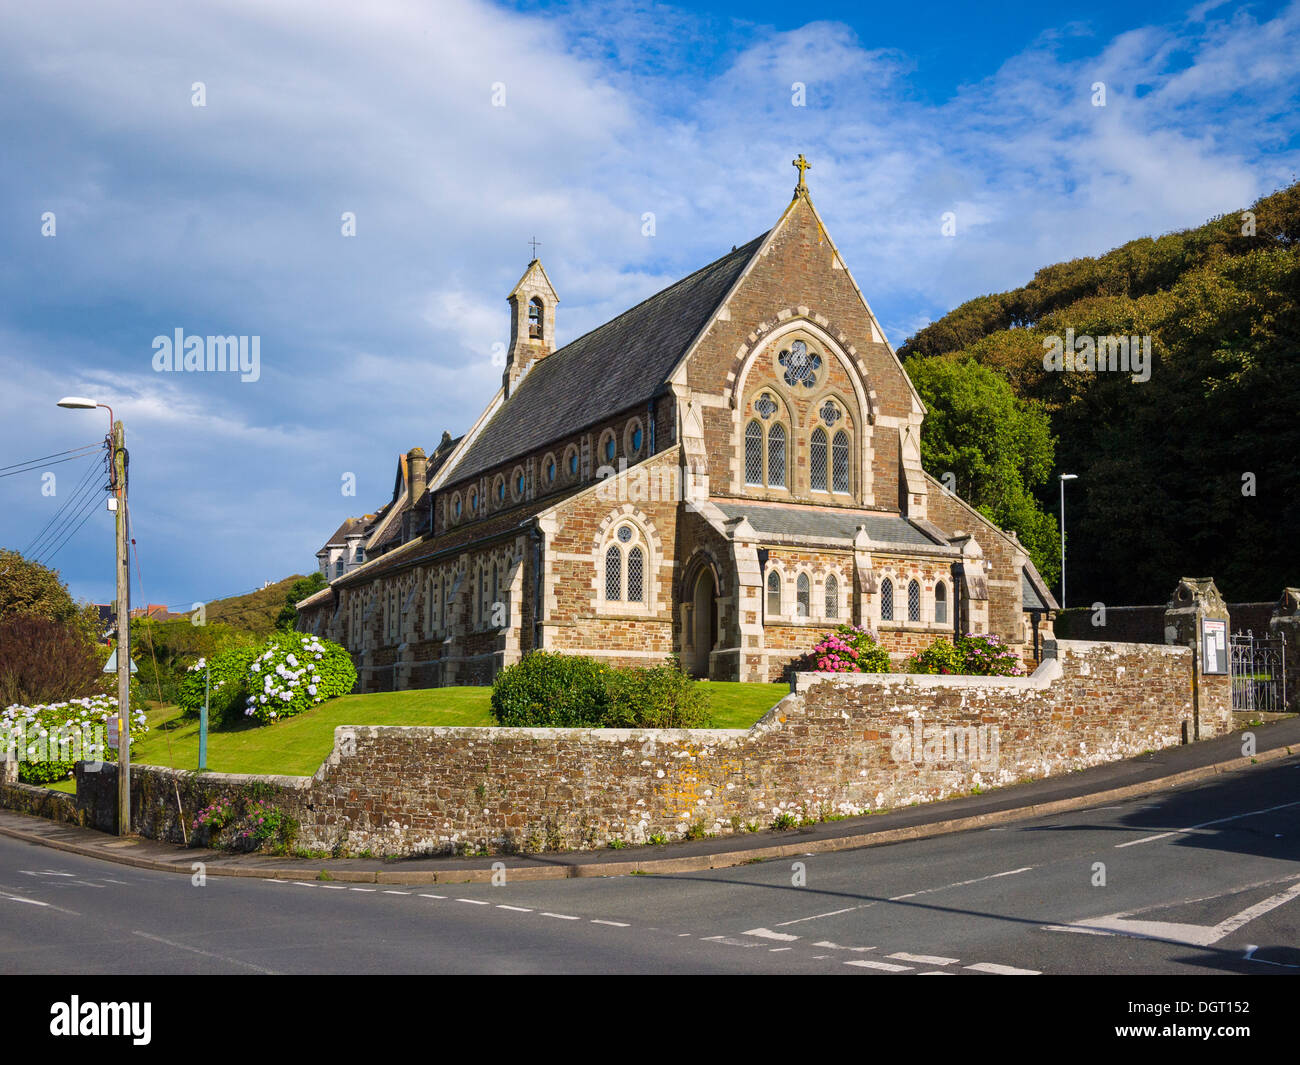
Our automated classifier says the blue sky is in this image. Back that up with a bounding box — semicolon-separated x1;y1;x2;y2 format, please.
1;0;1297;609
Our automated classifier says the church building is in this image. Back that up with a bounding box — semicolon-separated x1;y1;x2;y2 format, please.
296;158;1057;688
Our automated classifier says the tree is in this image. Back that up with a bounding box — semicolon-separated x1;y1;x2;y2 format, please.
904;355;1061;586
0;549;81;625
0;615;105;706
275;571;329;631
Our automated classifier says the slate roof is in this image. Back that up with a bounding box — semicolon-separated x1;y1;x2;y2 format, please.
1021;566;1059;612
447;233;768;485
712;503;944;548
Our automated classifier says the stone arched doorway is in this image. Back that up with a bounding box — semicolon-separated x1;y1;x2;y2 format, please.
688;566;719;678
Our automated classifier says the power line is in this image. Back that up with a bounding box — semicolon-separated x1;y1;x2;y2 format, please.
35;488;107;566
23;450;108;557
0;441;103;473
0;444;106;480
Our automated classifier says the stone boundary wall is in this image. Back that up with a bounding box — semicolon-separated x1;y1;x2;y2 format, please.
62;640;1229;856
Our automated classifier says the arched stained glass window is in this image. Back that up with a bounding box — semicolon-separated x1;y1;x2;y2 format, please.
766;570;781;616
935;581;948;624
768;423;787;488
810;428;828;491
825;573;839;618
796;573;811;618
908;579;921;622
568;450;578;476
832;430;850;493
605;546;622;601
779;340;821;388
880;578;894;621
745;421;763;485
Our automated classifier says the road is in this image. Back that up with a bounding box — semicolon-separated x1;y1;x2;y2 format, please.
1;755;1297;975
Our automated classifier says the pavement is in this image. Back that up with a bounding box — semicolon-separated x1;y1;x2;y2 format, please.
0;716;1295;884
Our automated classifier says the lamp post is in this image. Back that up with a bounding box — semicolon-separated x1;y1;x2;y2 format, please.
1059;473;1078;610
58;397;130;837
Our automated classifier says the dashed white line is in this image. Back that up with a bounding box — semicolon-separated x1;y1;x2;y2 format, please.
845;959;913;972
888;951;959;965
419;893;446;899
813;940;875;953
769;947;793;952
382;890;411;895
132;930;279;974
349;887;376;893
319;884;347;890
591;919;629;927
497;905;533;912
775;905;866;926
292;882;316;888
1115;800;1300;848
540;912;580;920
964;962;1040;975
890;866;1034;901
457;898;490;905
0;891;49;907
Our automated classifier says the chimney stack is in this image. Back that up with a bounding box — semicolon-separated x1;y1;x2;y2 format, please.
407;446;428;503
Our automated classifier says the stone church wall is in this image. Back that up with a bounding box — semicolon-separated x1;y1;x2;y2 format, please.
66;640;1228;855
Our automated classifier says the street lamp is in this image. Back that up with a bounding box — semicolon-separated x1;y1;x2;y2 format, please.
1059;473;1078;610
57;397;130;837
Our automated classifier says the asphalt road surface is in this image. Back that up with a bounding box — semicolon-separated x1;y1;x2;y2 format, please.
2;755;1297;975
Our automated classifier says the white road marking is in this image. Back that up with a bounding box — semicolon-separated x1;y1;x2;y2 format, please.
775;905;865;926
846;959;913;972
1052;874;1300;947
1041;925;1115;936
813;940;875;952
264;878;291;884
319;884;347;890
964;962;1041;975
890;866;1034;901
743;927;800;942
419;893;447;899
292;882;316;888
1115;800;1300;848
1;891;49;907
382;890;410;895
703;935;761;948
99;879;130;885
769;947;793;952
21;870;74;877
888;951;959;965
132;931;279;974
918;970;955;975
591;919;629;927
457;898;490;905
349;887;376;893
497;905;533;912
540;912;580;920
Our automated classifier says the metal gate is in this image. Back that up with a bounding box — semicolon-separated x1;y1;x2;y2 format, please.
1229;631;1287;713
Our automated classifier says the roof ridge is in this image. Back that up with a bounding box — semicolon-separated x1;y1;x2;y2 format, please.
536;231;768;364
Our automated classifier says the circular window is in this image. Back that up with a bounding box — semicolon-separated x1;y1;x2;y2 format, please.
617;525;633;543
779;340;821;389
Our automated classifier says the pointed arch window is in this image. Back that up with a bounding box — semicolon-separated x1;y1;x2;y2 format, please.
880;578;894;621
825;573;839;619
832;430;850;493
767;424;787;488
796;573;811;618
934;581;948;625
603;524;649;606
745;421;763;485
605;546;622;601
627;547;644;603
907;579;921;622
810;428;828;492
766;570;781;616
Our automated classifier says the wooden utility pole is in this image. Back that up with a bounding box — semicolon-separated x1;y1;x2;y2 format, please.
112;420;131;836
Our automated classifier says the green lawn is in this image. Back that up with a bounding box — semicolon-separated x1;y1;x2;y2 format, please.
125;681;784;778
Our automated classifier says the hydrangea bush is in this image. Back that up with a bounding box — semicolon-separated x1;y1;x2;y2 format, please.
907;633;1025;676
1;694;148;784
793;624;892;674
243;631;356;725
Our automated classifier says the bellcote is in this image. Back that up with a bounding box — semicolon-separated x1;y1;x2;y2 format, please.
505;259;559;397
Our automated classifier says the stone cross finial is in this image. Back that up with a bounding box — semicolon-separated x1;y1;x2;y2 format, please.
792;154;811;192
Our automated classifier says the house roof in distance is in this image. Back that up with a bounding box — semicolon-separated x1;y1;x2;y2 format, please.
448;233;768;485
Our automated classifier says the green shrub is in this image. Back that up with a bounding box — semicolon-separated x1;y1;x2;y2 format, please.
604;661;712;728
905;634;1025;676
490;653;712;729
177;631;355;728
490;652;610;727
